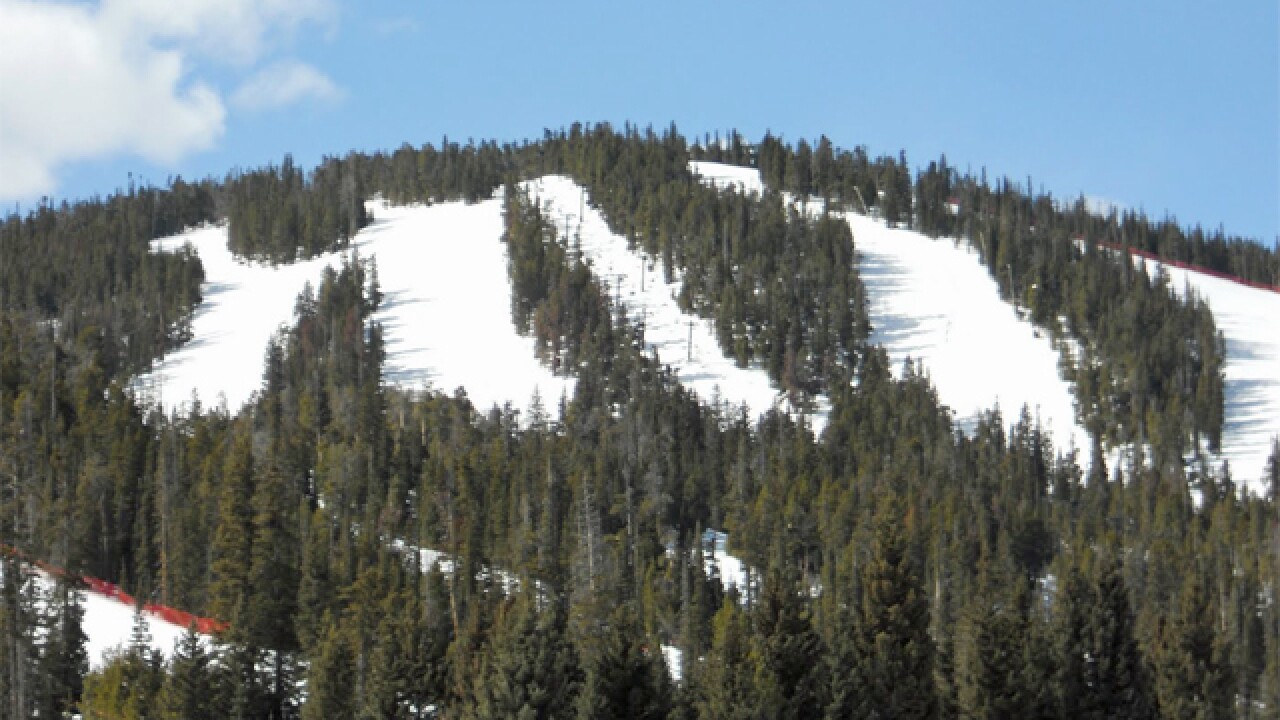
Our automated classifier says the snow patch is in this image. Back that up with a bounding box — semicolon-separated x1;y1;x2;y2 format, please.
661;644;683;683
702;530;750;594
689;161;764;196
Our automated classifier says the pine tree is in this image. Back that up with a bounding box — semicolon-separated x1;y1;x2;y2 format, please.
576;607;671;720
1152;571;1233;720
208;425;255;626
751;570;827;719
35;576;88;718
160;625;218;720
361;584;451;720
953;564;1052;719
1052;555;1156;720
301;617;357;720
464;593;581;720
695;598;756;720
828;493;938;720
0;558;40;719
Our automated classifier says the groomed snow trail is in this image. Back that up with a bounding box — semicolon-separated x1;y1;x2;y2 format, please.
1133;257;1280;492
686;161;1091;461
689;161;765;195
135;197;574;420
521;175;817;428
11;569;190;670
847;211;1093;461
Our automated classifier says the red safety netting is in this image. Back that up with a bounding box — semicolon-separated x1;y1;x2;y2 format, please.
2;544;227;635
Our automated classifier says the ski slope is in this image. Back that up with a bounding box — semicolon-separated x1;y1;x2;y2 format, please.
689;160;765;195
522;175;810;425
1134;257;1280;492
686;161;1091;460
847;211;1092;460
10;568;191;670
135;197;574;420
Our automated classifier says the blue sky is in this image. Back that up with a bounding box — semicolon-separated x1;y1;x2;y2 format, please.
3;0;1277;241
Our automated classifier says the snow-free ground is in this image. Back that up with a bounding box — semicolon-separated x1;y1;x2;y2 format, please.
135;197;574;420
1133;257;1280;492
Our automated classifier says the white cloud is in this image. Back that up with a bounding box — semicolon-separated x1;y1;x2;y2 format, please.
0;0;335;200
100;0;336;66
232;60;342;112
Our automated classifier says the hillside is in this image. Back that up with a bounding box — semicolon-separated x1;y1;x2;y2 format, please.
2;126;1275;719
135;197;574;419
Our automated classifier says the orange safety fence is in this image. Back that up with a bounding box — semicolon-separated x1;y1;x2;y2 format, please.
2;544;228;635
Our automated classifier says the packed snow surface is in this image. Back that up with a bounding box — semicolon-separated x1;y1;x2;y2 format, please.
686;162;1090;459
846;211;1092;459
136;197;574;419
16;569;189;670
689;160;765;196
522;175;811;426
1133;257;1280;491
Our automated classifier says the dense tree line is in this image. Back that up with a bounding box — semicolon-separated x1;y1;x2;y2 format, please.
225;153;370;263
913;159;1227;470
546;125;871;404
0;125;1276;718
0;179;210;377
729;134;1229;472
245;125;871;403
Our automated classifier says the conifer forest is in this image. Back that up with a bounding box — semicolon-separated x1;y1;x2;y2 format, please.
1;124;1278;719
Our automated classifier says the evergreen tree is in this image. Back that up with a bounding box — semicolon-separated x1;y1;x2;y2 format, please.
695;598;756;720
1052;555;1156;720
464;592;581;720
301;617;357;720
828;493;937;720
953;564;1051;719
35;576;88;719
1152;571;1233;720
360;584;451;719
576;607;672;720
160;625;218;720
751;570;827;719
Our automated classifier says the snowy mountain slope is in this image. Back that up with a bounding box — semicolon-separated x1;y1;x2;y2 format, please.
135;197;574;419
1133;256;1280;491
689;161;765;196
686;161;1091;459
135;225;342;412
846;211;1092;460
521;175;818;426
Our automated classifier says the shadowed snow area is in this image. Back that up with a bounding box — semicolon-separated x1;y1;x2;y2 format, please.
687;161;1090;460
847;211;1092;461
521;175;813;427
1133;257;1280;492
135;196;574;418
